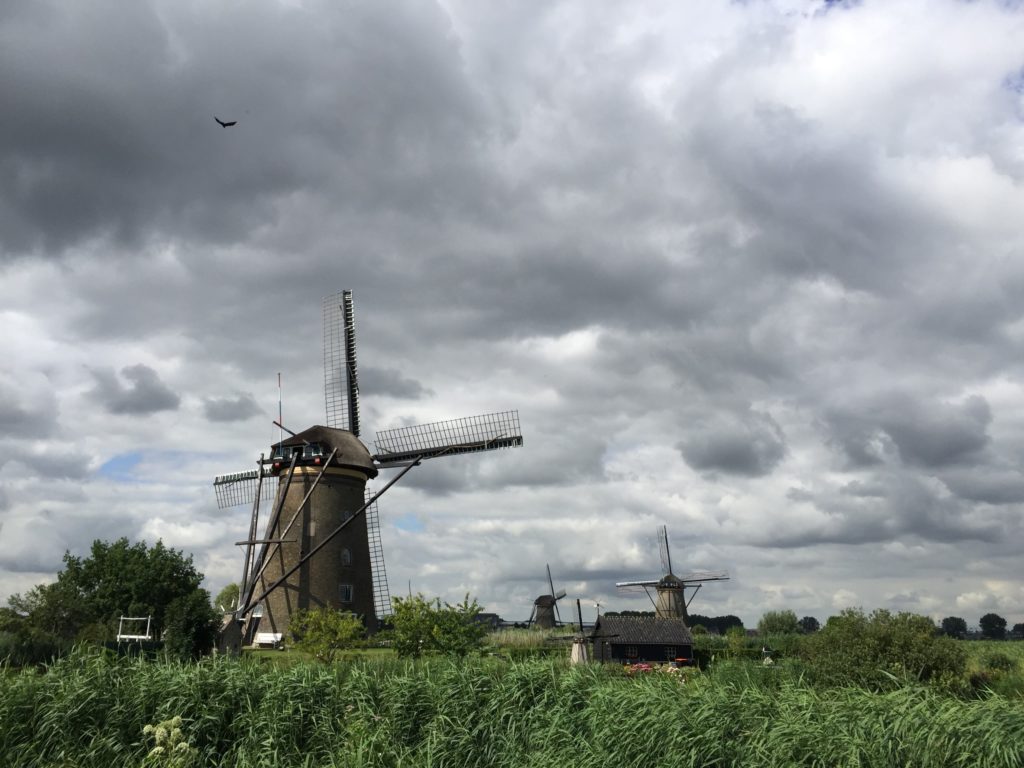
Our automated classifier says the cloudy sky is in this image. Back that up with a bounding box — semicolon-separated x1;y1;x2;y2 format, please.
2;0;1023;628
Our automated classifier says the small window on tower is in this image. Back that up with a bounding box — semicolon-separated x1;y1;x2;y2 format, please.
308;520;317;538
341;548;352;566
340;584;353;603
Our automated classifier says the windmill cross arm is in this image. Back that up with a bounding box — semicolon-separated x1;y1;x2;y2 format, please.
615;579;660;589
214;469;260;485
372;435;522;466
678;571;730;582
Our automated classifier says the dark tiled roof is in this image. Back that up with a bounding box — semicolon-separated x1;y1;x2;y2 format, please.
592;616;693;645
275;425;378;477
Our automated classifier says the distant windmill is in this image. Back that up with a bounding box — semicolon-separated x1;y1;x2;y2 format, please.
213;291;522;640
616;526;728;622
570;598;589;664
528;564;567;629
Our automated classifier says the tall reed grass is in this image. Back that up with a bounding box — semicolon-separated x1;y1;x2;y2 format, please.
2;648;1022;767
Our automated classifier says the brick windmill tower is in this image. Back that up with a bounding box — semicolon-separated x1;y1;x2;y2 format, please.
214;291;522;640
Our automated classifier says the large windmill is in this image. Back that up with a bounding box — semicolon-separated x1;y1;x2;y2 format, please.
527;564;567;629
616;526;728;623
213;291;522;639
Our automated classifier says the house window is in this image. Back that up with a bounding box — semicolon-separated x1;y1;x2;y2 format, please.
624;645;638;659
664;646;677;660
339;584;353;603
341;548;352;566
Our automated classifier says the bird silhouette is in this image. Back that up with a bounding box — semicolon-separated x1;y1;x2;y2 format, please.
214;116;237;128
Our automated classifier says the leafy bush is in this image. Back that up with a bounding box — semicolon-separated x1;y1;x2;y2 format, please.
163;590;219;661
288;608;364;662
757;610;800;635
0;628;67;667
800;608;966;690
982;652;1017;673
387;593;486;658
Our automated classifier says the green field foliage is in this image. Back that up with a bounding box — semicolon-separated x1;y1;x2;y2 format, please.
3;648;1024;767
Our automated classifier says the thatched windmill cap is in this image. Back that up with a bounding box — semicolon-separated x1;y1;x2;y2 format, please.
274;425;379;478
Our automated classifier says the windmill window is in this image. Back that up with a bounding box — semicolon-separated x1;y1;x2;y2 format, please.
624;645;638;659
340;584;353;603
341;548;352;566
252;603;264;618
308;520;317;538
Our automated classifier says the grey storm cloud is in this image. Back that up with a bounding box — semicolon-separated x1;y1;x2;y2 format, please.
825;393;992;470
754;477;1002;549
203;393;262;423
0;0;483;260
938;467;1024;506
360;368;432;400
90;364;180;415
678;411;787;477
0;374;58;439
12;451;91;481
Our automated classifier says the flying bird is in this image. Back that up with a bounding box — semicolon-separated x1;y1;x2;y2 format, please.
214;116;237;128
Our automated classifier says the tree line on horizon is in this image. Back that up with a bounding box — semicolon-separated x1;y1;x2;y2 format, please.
605;608;1024;640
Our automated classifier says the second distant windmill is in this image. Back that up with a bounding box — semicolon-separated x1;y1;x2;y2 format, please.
616;526;728;622
528;564;567;629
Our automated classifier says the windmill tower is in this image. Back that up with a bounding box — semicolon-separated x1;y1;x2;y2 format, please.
570;598;589;664
616;526;728;623
528;564;566;629
213;291;523;639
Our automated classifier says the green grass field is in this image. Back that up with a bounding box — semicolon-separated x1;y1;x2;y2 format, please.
2;648;1023;767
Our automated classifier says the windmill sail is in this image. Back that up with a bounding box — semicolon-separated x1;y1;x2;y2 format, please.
214;469;279;510
324;290;360;435
365;489;392;618
373;411;522;465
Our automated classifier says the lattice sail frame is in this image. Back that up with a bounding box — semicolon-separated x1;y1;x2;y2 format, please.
214;469;279;510
373;411;522;465
365;488;392;618
324;290;360;435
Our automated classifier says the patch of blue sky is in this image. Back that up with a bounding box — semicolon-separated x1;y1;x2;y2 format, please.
393;514;426;533
98;451;143;482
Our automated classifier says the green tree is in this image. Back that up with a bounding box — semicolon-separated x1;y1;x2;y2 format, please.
389;593;487;659
213;583;240;613
725;625;747;656
798;616;820;634
7;538;208;647
1012;622;1024;640
801;608;966;690
758;609;800;635
979;613;1007;640
940;616;968;638
288;608;365;662
163;590;219;661
7;581;87;639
